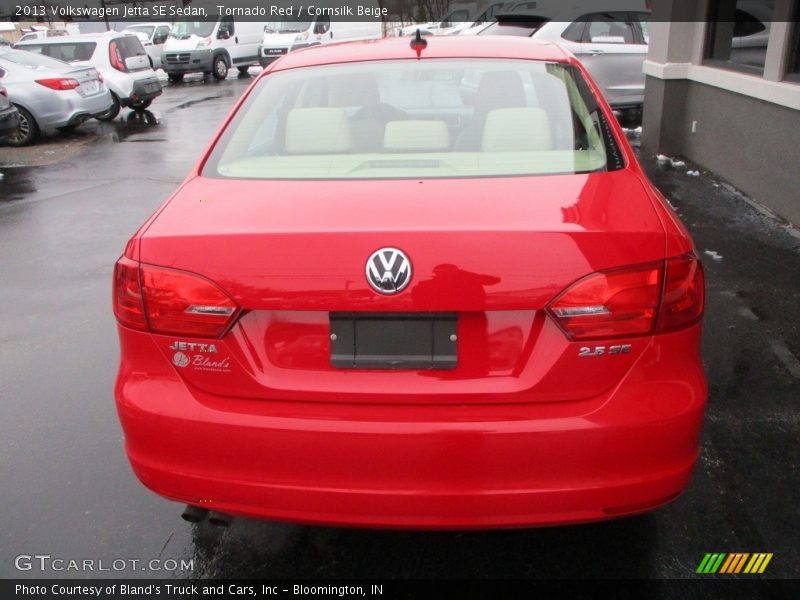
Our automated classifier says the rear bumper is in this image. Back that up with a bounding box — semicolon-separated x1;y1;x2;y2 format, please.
116;324;707;529
35;90;113;130
121;77;162;107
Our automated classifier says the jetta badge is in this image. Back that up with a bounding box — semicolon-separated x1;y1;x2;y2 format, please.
366;248;412;295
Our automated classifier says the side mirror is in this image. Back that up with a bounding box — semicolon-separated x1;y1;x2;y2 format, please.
217;29;230;40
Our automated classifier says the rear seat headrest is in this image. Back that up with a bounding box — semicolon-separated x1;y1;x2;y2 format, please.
481;107;552;152
285;107;353;154
384;120;450;152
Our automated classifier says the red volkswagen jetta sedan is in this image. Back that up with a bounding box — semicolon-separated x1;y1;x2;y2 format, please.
113;36;706;528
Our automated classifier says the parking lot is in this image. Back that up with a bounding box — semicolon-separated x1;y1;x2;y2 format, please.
1;70;799;582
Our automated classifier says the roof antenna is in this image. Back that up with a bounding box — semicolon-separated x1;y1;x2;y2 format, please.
410;29;428;59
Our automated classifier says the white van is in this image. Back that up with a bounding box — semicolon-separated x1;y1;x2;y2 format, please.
260;18;383;67
162;16;267;82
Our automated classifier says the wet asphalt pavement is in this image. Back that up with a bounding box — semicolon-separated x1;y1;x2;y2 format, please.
1;72;798;583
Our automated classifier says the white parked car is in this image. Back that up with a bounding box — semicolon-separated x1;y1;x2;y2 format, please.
14;32;162;120
121;23;172;70
260;18;383;68
478;7;650;110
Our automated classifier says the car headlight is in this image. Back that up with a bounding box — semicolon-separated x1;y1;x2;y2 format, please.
294;32;309;43
197;36;212;48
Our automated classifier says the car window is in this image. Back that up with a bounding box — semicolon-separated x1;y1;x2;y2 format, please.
511;2;539;11
734;9;766;37
0;48;70;69
206;59;621;181
632;12;650;44
562;20;586;43
154;26;170;44
480;18;550;37
21;42;97;63
114;36;147;59
585;13;636;44
125;26;155;38
171;21;216;39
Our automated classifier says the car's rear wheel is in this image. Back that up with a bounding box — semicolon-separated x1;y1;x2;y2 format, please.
6;105;38;146
237;66;250;76
213;56;229;80
130;98;153;111
168;73;184;83
96;93;121;121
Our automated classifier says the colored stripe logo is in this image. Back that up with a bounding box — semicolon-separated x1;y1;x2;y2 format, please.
697;553;773;574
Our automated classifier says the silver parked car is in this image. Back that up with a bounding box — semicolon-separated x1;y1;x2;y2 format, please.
478;7;650;110
15;32;162;121
0;48;112;146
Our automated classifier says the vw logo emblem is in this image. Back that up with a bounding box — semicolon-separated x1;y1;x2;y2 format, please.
366;248;412;295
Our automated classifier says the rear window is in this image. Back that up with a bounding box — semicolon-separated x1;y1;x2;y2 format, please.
18;42;97;63
480;18;550;37
0;48;71;69
205;59;622;180
114;36;147;59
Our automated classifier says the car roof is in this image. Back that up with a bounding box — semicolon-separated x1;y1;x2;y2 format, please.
14;32;132;45
269;35;571;72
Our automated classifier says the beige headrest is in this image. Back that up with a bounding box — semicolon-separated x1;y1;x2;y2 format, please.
285;108;353;154
481;107;552;152
384;120;450;152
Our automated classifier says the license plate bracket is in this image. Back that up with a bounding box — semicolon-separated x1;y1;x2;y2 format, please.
330;313;457;370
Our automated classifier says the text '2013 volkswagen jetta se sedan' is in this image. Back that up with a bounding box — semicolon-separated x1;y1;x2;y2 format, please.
113;36;706;529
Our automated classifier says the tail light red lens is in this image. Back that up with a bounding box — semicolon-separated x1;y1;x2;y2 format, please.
113;258;240;338
109;41;126;72
548;263;662;340
36;78;80;91
113;257;147;330
547;254;704;341
0;87;7;97
660;255;705;331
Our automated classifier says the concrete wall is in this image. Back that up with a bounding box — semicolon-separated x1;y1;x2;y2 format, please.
643;78;800;226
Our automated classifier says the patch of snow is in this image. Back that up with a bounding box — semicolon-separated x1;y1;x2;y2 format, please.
687;170;700;176
704;250;723;261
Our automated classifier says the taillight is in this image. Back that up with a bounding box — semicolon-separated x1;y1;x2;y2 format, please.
35;78;80;91
0;87;7;97
113;257;147;330
109;40;126;72
547;254;704;341
660;255;705;331
113;258;240;338
548;263;662;340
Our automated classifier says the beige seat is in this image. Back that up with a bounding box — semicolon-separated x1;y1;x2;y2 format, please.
284;107;353;155
384;120;450;152
455;71;528;151
481;107;552;152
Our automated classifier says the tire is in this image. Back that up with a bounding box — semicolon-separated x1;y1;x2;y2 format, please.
95;93;120;122
212;55;229;80
130;98;153;111
237;66;250;76
6;105;39;146
168;73;184;83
